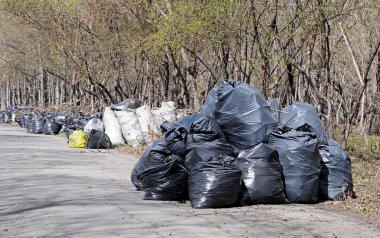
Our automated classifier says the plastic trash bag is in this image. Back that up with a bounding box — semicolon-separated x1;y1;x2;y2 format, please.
75;118;89;130
164;114;225;156
131;139;172;190
21;114;31;128
237;143;288;204
15;115;25;128
84;118;104;135
68;130;87;148
103;107;124;146
268;98;281;122
319;139;354;200
188;155;242;209
86;129;113;149
160;121;176;134
215;79;278;149
111;98;142;111
151;101;177;128
136;105;160;141
27;118;46;134
115;109;143;147
43;119;63;135
280;102;328;145
185;138;235;172
200;88;218;118
138;156;188;201
0;111;10;123
268;126;321;203
54;115;68;125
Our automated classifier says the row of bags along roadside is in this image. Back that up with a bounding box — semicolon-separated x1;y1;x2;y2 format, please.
4;98;183;150
8;110;113;149
131;79;354;209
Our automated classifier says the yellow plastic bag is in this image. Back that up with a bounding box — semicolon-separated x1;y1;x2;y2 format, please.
69;130;87;148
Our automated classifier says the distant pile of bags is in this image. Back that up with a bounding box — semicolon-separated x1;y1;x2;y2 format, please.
0;106;16;123
131;79;354;208
2;98;187;150
5;110;113;150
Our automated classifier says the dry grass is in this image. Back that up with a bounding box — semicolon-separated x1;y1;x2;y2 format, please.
340;157;380;218
334;135;380;219
336;135;380;158
115;144;147;157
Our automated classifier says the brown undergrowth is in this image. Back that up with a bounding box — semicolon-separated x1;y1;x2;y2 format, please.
335;135;380;219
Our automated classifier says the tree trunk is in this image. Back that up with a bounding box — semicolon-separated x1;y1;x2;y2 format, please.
180;48;201;111
0;75;5;111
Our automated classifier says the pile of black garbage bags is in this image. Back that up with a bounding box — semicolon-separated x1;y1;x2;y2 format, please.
131;79;354;208
9;110;112;150
0;106;15;124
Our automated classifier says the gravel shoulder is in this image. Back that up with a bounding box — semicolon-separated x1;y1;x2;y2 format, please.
0;125;379;238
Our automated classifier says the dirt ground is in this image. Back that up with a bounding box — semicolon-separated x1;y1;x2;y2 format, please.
1;124;379;238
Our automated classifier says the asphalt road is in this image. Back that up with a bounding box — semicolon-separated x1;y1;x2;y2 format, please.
0;124;379;238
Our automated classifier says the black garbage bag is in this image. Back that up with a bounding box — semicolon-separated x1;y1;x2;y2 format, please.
86;129;113;149
54;115;68;125
43;119;62;135
160;121;175;134
21;114;31;128
268;98;281;122
200;88;218;119
111;98;142;111
185;138;235;172
215;79;278;149
15;117;23;127
280;102;328;145
268;126;321;203
27;118;46;134
2;111;7;122
138;156;188;201
188;155;242;208
75;118;89;130
237;143;288;204
319;140;354;200
131;139;173;190
0;111;10;123
164;114;225;156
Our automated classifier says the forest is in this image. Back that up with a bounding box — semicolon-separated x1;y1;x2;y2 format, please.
0;0;379;148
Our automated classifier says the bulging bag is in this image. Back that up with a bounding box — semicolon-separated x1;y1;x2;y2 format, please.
188;155;242;209
131;139;172;190
215;79;278;149
237;143;288;204
86;129;113;149
319;140;353;200
103;107;124;146
280;102;328;145
43;119;62;135
138;156;188;201
69;130;87;148
164;114;225;156
185;138;235;172
268;126;321;203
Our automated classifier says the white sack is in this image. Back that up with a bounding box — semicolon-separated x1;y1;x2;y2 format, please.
103;107;124;146
136;105;160;141
115;109;143;147
152;101;177;128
